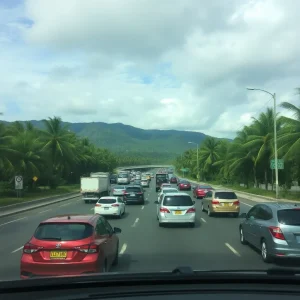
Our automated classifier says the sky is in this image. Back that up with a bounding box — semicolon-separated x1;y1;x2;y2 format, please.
0;0;299;138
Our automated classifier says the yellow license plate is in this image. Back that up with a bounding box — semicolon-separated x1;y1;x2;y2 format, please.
175;211;182;215
223;203;230;207
50;251;67;259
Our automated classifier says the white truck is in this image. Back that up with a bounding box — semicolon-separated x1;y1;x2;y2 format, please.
81;172;111;204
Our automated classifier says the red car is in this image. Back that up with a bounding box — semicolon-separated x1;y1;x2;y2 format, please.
170;177;178;184
193;184;213;199
178;180;191;190
20;214;121;279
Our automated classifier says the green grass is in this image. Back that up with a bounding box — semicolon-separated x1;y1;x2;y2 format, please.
175;172;300;201
0;184;80;207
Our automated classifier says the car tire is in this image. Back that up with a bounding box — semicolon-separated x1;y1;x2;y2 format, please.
201;203;205;212
261;239;273;263
112;243;119;266
189;223;195;228
240;227;247;245
207;208;213;217
233;213;239;218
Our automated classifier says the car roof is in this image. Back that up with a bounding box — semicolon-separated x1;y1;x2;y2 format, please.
213;189;235;193
41;214;98;224
255;202;300;210
126;185;141;188
163;192;190;197
162;187;178;191
99;196;118;199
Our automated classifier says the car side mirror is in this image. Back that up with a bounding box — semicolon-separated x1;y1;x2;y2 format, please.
154;200;159;204
114;227;122;234
239;213;247;218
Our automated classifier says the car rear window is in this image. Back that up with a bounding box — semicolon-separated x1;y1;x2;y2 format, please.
114;185;125;189
118;174;128;178
277;209;300;225
126;186;141;192
98;198;116;204
215;192;237;199
163;189;178;194
163;195;193;206
34;223;94;241
200;185;212;189
180;180;189;184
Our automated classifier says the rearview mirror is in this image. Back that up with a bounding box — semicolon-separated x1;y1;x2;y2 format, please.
154;200;159;204
114;227;122;234
239;213;247;218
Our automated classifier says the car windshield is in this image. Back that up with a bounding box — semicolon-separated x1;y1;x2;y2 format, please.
2;0;299;282
163;195;193;206
34;223;94;241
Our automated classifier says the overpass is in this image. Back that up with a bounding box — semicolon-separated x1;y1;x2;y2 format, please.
117;165;173;171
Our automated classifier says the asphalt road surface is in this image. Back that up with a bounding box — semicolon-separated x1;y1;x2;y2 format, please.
0;179;297;281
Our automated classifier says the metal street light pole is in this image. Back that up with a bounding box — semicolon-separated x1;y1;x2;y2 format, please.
247;88;279;199
188;141;199;181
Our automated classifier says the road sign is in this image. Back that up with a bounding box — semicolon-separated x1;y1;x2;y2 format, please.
33;176;38;182
270;159;284;170
15;176;23;190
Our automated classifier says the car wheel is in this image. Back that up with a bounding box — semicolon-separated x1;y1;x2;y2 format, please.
201;203;205;212
112;243;119;266
189;223;195;228
240;227;247;245
118;211;122;219
207;208;213;217
233;213;239;218
261;239;273;263
101;260;107;273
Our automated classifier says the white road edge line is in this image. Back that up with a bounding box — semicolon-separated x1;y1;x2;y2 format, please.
39;209;51;214
141;206;144;210
225;243;241;257
131;218;139;227
59;203;71;207
119;243;127;254
200;218;206;223
0;217;27;227
241;201;253;207
11;246;24;254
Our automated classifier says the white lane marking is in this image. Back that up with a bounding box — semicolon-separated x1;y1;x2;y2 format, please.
39;209;51;214
141;206;144;210
225;243;241;257
201;218;206;223
90;208;94;211
11;246;23;253
119;243;127;254
241;201;253;207
131;218;139;227
59;202;71;207
0;217;27;227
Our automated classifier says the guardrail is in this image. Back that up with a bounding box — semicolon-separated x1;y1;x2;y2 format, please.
0;192;80;218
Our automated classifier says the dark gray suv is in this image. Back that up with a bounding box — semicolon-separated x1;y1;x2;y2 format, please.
124;185;144;205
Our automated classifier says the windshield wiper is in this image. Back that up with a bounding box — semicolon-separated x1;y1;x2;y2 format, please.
41;237;62;240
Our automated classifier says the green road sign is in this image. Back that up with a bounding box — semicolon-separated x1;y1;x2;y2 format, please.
180;168;189;172
270;159;284;170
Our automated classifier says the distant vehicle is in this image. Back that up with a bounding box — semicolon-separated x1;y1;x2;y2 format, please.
94;196;125;218
157;187;179;201
20;214;121;279
117;173;130;184
124;185;144;204
202;190;240;217
110;174;117;184
193;184;213;199
111;185;126;196
141;179;149;188
155;193;196;227
170;177;178;184
178;180;191;191
155;173;169;192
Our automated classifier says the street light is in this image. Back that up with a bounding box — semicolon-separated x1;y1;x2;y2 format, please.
188;141;199;181
246;88;279;199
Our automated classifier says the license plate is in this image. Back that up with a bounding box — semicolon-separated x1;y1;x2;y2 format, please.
130;193;135;196
223;203;230;207
175;211;182;215
50;251;67;259
104;207;109;210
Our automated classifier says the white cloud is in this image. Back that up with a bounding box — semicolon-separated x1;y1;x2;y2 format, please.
0;0;299;139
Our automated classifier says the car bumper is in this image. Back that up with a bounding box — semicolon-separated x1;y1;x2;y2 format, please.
159;213;196;223
211;206;240;213
94;207;120;215
269;239;300;258
124;198;144;204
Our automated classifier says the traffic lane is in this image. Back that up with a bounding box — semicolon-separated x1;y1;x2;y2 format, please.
113;186;265;273
0;196;146;281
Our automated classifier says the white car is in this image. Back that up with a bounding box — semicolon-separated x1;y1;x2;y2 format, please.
158;187;179;201
94;196;125;218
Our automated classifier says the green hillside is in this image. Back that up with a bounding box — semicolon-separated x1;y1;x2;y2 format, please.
1;120;226;163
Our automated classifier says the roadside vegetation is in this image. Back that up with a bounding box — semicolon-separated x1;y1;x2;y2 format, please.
174;100;300;200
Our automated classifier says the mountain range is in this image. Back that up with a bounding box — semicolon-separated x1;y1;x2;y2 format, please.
2;120;227;162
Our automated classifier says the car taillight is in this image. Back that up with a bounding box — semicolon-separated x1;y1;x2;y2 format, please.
95;203;101;207
137;192;143;194
269;226;285;240
212;200;220;205
233;200;240;205
160;207;170;213
23;243;43;254
76;243;99;253
187;208;196;213
111;204;119;207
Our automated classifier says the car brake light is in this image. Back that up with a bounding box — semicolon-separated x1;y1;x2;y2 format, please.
187;208;196;213
269;226;285;240
95;203;101;207
233;200;240;205
23;243;43;254
137;192;143;194
76;243;99;253
111;204;119;207
160;207;170;213
212;200;220;205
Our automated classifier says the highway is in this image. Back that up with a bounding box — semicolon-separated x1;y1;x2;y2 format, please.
0;179;294;281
